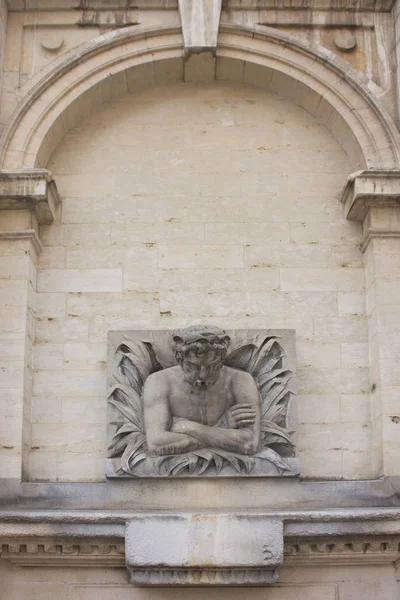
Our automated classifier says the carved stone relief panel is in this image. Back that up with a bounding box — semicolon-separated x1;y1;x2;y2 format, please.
106;325;299;478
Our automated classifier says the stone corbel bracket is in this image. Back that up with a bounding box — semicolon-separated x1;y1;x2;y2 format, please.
0;169;60;225
125;513;283;585
178;0;222;56
341;169;400;251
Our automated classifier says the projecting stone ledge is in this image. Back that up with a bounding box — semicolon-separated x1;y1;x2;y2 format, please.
125;514;283;585
0;169;60;224
341;169;400;251
341;169;400;221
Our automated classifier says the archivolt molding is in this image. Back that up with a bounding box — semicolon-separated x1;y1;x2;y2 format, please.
218;25;400;170
0;25;184;170
0;23;399;172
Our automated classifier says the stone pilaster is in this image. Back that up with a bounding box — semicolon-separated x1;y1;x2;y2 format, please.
342;170;400;477
0;170;59;479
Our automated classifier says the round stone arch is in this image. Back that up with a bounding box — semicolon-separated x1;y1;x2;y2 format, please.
1;23;399;171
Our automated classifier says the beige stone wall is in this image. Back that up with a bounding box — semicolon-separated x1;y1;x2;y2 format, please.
0;213;38;478
1;558;399;599
394;0;400;124
0;0;7;133
1;4;400;598
363;208;400;476
29;80;371;482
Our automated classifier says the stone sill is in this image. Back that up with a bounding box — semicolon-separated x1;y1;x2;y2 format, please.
2;506;400;526
1;477;399;511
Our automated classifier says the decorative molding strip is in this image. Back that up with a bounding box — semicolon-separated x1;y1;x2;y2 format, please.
0;169;60;224
360;228;400;252
6;0;395;13
222;0;395;8
0;229;42;255
77;8;139;28
1;507;400;584
2;507;400;525
258;14;375;26
341;169;400;222
0;538;125;567
129;568;279;586
1;536;399;569
285;537;400;566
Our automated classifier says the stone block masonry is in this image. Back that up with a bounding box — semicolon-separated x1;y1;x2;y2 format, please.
0;1;400;596
28;80;370;482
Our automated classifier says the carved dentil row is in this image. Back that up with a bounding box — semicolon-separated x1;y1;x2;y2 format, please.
1;537;399;567
0;539;125;567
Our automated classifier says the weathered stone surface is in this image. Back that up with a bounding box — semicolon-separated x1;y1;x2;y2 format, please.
0;170;60;224
341;170;400;222
178;0;222;55
126;513;283;585
1;506;400;591
1;1;400;595
1;477;400;511
17;80;373;481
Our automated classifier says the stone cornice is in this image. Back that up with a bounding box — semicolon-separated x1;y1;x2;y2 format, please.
360;228;400;252
0;229;42;255
0;538;125;567
1;511;400;575
1;483;399;582
1;536;399;568
5;0;396;12
224;0;395;8
0;169;60;224
341;169;400;222
2;507;400;524
284;537;400;565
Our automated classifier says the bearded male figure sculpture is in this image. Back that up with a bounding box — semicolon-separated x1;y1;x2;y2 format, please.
107;324;297;477
144;326;261;456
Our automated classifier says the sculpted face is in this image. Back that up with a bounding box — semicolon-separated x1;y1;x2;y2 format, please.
172;325;230;390
181;348;224;389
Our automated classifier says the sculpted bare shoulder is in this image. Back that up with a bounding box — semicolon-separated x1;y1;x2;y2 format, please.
219;365;244;387
231;368;257;385
143;366;181;398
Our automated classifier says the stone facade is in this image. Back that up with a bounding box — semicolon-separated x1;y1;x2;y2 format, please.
0;0;400;597
32;80;366;482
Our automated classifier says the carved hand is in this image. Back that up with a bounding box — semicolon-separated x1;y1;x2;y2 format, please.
219;404;256;429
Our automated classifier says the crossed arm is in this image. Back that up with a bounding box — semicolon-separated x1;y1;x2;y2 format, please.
143;371;260;456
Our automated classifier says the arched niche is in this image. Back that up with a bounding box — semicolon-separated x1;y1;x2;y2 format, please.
0;24;399;172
